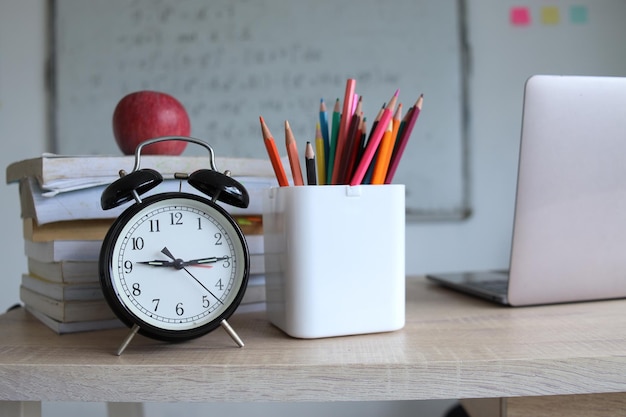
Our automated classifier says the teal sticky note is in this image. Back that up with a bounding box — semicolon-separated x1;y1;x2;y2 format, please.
570;5;588;24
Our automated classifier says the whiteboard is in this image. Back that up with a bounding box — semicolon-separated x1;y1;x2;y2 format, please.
53;0;469;221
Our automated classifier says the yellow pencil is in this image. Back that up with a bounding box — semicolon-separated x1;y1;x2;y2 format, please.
314;122;326;185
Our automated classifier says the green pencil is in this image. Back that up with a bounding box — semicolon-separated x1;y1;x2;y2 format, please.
326;98;341;184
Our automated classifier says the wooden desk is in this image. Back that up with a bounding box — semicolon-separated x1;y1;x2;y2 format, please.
1;276;625;416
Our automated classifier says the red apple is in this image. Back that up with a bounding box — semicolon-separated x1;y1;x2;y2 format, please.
112;90;191;155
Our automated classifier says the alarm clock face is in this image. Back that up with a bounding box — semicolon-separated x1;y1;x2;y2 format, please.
99;192;249;341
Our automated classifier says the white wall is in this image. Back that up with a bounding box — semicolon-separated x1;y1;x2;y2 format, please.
0;0;48;311
406;2;524;275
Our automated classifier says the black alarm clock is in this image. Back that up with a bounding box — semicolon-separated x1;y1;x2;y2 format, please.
98;137;250;355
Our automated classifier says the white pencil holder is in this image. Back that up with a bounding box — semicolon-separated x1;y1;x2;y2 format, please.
262;184;405;338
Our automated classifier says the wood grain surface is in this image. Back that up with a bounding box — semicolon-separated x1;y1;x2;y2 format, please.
1;276;625;403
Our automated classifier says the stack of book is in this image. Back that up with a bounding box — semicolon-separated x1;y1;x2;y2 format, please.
20;217;123;333
6;153;280;333
237;222;268;313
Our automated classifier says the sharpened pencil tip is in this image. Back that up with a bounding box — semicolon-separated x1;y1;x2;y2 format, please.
415;94;424;109
305;141;315;158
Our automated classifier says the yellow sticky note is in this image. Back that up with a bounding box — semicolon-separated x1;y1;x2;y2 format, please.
541;6;560;25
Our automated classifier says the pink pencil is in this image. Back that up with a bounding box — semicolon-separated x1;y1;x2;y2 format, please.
384;94;423;184
349;89;399;186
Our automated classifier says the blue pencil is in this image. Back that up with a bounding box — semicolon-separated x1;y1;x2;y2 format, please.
319;99;330;168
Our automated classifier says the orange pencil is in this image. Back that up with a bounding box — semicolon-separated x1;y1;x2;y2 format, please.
371;102;403;184
390;102;403;146
285;120;304;186
370;119;394;184
260;116;289;187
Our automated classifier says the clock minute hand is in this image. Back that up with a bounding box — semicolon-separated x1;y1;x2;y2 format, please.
183;255;229;266
137;259;175;267
161;247;224;305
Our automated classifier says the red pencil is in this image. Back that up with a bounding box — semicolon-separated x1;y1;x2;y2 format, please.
337;111;361;184
385;94;423;184
355;117;368;167
331;78;357;184
337;96;362;183
345;116;366;182
349;89;399;186
260;116;289;187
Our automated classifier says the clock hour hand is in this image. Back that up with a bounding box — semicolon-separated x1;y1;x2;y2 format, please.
137;247;192;268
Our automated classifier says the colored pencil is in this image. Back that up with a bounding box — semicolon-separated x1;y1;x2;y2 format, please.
331;78;357;184
305;141;317;185
284;120;304;186
319;99;330;165
371;102;403;184
349;89;398;186
355;117;368;169
326;98;341;184
259;116;289;187
385;94;423;184
370;119;395;184
339;96;363;183
351;92;359;115
345;117;367;184
362;104;385;184
314;122;326;185
337;110;361;184
394;103;411;156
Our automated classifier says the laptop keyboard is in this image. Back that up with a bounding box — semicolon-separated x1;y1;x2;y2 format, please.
464;279;509;293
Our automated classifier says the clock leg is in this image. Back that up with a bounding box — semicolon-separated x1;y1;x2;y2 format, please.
220;319;244;347
116;324;141;356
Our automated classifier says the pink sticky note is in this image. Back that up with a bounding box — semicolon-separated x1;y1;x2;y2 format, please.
510;6;531;26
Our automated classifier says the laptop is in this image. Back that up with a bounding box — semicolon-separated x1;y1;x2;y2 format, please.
427;74;626;306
